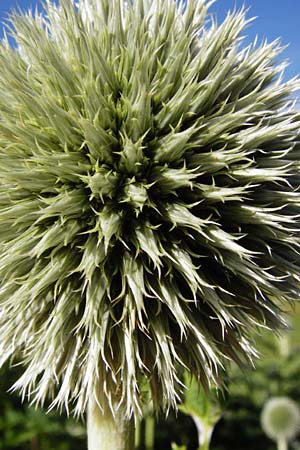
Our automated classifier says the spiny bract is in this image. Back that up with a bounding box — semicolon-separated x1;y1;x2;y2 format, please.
0;0;300;418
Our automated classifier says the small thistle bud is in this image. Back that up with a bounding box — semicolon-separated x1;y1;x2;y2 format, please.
261;397;300;442
123;180;148;211
84;168;119;200
119;134;146;175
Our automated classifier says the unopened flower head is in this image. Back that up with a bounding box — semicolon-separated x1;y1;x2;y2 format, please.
0;0;300;418
261;397;300;442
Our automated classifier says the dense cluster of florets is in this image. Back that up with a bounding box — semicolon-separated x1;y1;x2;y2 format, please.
0;0;300;418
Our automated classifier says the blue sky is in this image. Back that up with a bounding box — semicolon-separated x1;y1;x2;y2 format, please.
0;0;300;80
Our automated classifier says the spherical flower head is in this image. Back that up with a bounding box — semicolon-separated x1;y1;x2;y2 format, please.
261;397;300;442
0;0;300;418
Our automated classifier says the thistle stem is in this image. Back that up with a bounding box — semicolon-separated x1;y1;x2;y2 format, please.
135;418;141;449
198;434;211;450
277;438;288;450
193;416;213;450
145;415;155;450
87;397;135;450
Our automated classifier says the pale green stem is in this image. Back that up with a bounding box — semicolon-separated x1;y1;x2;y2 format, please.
198;434;210;450
145;415;155;450
278;334;290;358
135;418;141;449
277;438;288;450
87;397;135;450
193;416;213;450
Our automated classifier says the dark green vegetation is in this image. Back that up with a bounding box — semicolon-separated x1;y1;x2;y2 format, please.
0;364;85;450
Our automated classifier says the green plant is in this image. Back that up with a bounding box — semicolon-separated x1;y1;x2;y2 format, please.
180;375;224;450
0;364;86;450
1;0;300;449
171;444;187;450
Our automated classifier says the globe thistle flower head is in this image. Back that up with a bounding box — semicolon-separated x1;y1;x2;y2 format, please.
0;0;300;419
261;397;300;442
